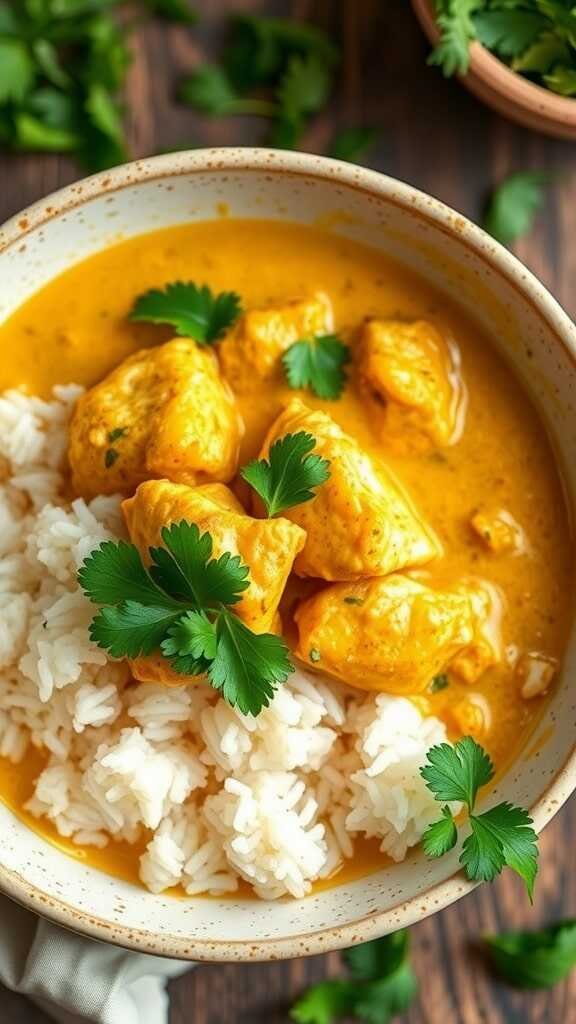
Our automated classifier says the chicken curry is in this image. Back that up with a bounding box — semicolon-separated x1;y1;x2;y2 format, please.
0;218;572;890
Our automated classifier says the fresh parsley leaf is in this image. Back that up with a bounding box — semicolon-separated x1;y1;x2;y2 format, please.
420;735;494;811
277;52;332;119
463;801;538;900
129;281;242;342
0;39;36;103
429;0;482;76
209;610;293;716
422;806;458;858
179;65;277;116
473;10;547;58
283;336;350;400
241;431;331;518
150;522;250;608
429;672;449;693
90;600;183;659
344;930;409;982
485;919;576;989
329;126;377;164
290;979;358;1024
484;171;549;246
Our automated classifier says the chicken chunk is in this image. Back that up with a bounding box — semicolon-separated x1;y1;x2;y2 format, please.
517;652;558;699
255;399;440;581
69;338;243;499
295;574;475;694
470;508;526;555
218;292;333;392
123;479;306;636
357;319;465;452
449;580;503;683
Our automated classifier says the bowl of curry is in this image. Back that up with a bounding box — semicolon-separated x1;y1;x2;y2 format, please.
0;148;574;961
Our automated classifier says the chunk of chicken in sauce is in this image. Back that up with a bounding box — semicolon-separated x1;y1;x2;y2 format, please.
218;292;333;392
295;574;477;694
449;580;504;684
69;338;243;499
357;319;465;453
255;398;441;581
469;508;527;555
123;479;305;636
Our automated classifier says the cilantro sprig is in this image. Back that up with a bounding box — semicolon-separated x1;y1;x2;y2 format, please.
129;282;242;343
421;736;539;899
282;335;350;400
429;0;576;96
483;171;549;246
291;930;417;1024
241;432;331;518
485;919;576;989
79;521;292;716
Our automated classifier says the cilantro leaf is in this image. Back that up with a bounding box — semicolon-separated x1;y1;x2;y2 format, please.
224;13;338;92
484;171;549;246
429;0;482;77
473;10;547;58
283;336;350;400
420;736;494;812
86;81;123;143
466;802;538;900
353;962;418;1023
79;521;293;715
344;931;409;983
485;919;576;989
241;431;331;518
149;522;250;608
545;66;576;96
78;540;178;608
329;126;377;164
144;0;197;23
291;931;417;1024
179;65;277;117
422;806;458;858
129;281;242;342
290;979;358;1024
0;39;35;103
89;601;183;659
512;32;570;74
277;53;332;120
162;609;218;660
208;610;292;715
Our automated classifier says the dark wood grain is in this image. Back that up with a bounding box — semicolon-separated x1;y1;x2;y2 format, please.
1;1;575;1022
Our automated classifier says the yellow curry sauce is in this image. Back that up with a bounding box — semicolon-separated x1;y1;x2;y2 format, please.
0;219;572;891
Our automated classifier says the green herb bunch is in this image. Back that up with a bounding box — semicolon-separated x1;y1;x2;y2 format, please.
0;0;193;170
179;12;339;149
431;0;576;96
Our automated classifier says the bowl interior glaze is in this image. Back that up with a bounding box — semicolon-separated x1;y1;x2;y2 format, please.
0;150;575;961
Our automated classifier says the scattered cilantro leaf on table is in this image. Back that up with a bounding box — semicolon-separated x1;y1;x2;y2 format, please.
129;281;242;342
79;521;292;716
329;126;377;163
421;735;539;898
291;931;417;1024
241;432;331;518
483;171;549;246
282;335;350;400
179;65;277;117
485;919;576;989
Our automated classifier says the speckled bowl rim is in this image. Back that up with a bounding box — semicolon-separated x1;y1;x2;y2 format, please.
0;148;576;962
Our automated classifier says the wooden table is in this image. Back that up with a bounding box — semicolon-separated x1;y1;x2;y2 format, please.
0;2;575;1021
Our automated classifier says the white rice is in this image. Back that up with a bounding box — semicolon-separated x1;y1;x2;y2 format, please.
0;386;455;900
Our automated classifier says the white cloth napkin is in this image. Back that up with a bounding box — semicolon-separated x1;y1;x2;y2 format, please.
0;894;191;1023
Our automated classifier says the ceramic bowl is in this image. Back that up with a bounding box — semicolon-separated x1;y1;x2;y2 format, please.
412;0;576;141
0;149;575;962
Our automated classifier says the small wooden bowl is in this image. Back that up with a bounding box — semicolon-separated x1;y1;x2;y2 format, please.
412;0;576;140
